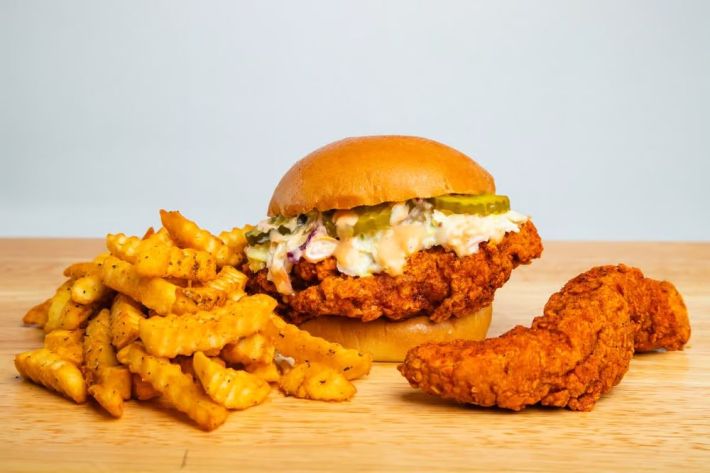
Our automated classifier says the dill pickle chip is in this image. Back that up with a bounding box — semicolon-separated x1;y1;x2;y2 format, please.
353;204;392;235
432;194;510;215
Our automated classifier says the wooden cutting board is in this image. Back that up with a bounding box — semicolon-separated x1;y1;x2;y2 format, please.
0;239;707;472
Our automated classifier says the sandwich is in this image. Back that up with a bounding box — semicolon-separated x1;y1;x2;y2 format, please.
243;135;543;361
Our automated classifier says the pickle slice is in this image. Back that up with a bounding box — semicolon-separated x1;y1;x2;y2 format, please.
353;204;392;235
432;194;510;215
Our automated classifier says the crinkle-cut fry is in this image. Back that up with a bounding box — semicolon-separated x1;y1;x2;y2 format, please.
88;367;132;417
101;256;177;315
134;240;217;281
221;333;275;366
173;285;227;314
71;274;112;305
106;233;143;263
132;373;160;400
85;309;131;417
117;343;228;431
45;280;96;333
23;299;50;327
218;225;253;265
246;362;281;384
270;316;372;380
63;253;110;279
110;294;145;350
44;329;84;365
15;348;87;403
279;362;356;402
139;294;276;358
193;351;270;410
160;210;238;266
204;266;247;298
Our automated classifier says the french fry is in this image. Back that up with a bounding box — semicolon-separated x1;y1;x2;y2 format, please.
133;241;217;281
160;210;238;266
15;348;87;403
279;361;356;402
22;299;50;327
132;373;160;401
218;224;253;265
63;254;109;279
193;351;270;410
102;256;220;315
101;256;177;315
71;274;112;305
221;333;275;366
84;309;131;417
246;362;281;384
204;266;247;300
106;233;143;262
139;294;275;358
45;280;96;333
44;329;84;365
270;315;372;380
109;294;144;350
117;343;228;431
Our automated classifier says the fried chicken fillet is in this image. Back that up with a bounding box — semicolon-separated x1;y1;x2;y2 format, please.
398;265;690;411
246;220;542;325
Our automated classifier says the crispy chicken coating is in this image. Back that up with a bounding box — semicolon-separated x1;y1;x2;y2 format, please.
398;265;690;411
246;220;543;324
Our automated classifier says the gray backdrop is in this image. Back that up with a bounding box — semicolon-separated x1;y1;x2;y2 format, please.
2;1;708;239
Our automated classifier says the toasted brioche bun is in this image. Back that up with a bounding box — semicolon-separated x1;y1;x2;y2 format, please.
268;135;495;217
298;305;492;362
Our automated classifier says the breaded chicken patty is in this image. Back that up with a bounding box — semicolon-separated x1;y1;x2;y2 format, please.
246;220;542;324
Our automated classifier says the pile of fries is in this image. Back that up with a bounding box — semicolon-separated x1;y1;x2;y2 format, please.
16;210;372;430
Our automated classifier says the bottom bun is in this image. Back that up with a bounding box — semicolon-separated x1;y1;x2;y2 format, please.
298;305;492;362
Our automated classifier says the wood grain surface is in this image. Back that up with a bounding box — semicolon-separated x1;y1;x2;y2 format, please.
0;239;707;472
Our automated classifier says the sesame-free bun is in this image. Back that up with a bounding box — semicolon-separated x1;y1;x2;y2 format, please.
268;135;496;217
298;305;492;362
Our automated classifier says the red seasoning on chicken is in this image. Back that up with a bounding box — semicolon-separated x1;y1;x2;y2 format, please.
399;265;691;411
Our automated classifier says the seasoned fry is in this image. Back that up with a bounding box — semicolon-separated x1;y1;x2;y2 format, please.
204;266;247;300
117;343;228;431
15;348;86;403
193;351;270;410
221;333;274;366
45;280;96;333
71;274;112;305
139;295;275;358
44;329;84;365
109;294;144;350
218;225;253;265
270;316;372;380
160;210;238;266
63;262;99;279
84;309;131;417
246;362;281;384
133;240;217;281
106;233;143;262
101;256;177;315
132;373;160;401
279;362;356;402
22;299;50;327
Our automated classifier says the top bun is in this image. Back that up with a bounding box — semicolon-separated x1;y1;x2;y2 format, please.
268;135;495;217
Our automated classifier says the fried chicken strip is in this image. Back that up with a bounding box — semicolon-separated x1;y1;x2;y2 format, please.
247;220;542;324
398;265;690;411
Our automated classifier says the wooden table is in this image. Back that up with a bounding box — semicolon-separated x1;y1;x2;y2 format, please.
1;240;707;472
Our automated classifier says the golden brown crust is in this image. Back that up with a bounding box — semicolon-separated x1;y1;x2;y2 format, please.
299;305;492;362
268;136;496;217
398;265;691;411
245;221;543;324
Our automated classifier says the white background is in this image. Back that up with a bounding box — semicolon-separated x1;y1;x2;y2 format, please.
2;1;708;240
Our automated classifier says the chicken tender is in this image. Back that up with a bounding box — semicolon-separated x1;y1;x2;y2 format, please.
247;220;542;324
398;265;690;411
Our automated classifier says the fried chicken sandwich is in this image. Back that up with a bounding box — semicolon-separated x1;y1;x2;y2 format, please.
244;136;543;361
